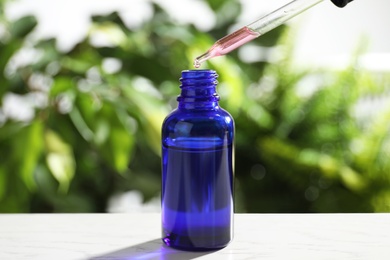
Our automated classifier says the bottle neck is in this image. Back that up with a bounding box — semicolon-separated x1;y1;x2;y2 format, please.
177;70;220;110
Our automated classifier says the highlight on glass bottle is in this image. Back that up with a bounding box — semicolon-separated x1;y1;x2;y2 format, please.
161;70;234;251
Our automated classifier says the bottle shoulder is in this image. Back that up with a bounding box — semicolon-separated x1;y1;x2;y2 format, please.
163;107;234;128
162;107;234;147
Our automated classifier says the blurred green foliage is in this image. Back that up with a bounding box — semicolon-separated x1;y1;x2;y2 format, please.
1;0;390;213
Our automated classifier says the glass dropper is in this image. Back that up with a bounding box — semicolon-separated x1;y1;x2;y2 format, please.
194;0;324;68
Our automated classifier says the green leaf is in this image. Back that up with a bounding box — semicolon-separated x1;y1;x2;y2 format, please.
61;56;93;74
10;120;44;191
107;126;134;173
204;0;232;12
96;104;135;174
0;41;22;80
21;121;44;190
91;12;127;29
10;15;37;38
0;120;43;212
45;130;75;193
50;77;75;97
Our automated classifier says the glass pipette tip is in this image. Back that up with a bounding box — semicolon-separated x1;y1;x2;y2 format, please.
194;0;324;68
194;27;259;68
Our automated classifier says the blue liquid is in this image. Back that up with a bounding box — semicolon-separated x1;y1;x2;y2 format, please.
161;140;233;250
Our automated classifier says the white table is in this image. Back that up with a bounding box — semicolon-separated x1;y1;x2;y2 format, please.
0;213;389;259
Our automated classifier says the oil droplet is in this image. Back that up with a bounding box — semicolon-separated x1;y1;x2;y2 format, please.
193;59;201;68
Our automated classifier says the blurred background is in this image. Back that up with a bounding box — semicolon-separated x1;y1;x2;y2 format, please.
1;0;390;213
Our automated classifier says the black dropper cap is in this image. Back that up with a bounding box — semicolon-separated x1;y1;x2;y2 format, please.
331;0;354;8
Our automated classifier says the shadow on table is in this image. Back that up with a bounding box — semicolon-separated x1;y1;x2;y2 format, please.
88;238;218;260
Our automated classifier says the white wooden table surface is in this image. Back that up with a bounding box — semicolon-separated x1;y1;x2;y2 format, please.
0;213;389;260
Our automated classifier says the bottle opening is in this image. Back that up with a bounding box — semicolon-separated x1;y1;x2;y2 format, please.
181;69;217;79
178;70;220;106
180;70;218;88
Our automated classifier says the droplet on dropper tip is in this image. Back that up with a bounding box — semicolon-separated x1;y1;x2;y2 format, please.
193;50;213;69
193;59;201;69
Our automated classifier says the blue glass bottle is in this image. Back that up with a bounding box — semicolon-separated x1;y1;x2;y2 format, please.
161;70;234;251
